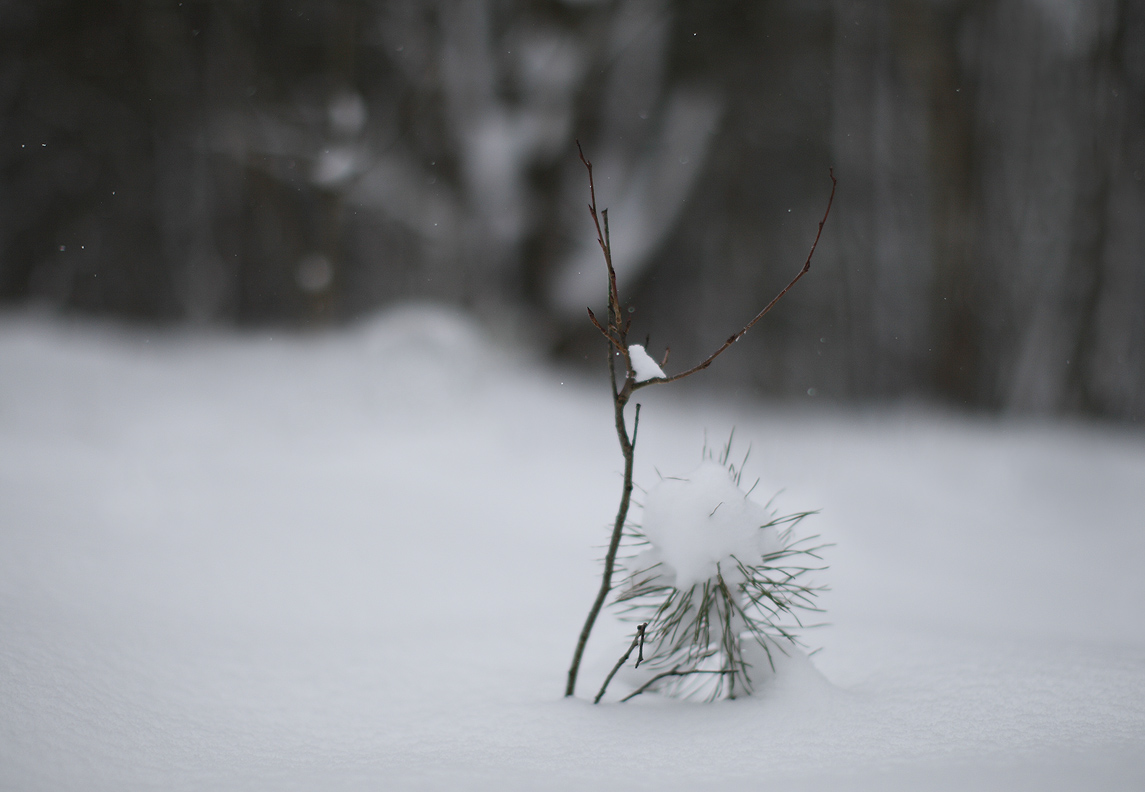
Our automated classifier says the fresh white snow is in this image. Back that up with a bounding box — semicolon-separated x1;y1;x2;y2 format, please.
1;304;1144;790
633;459;781;589
627;343;666;382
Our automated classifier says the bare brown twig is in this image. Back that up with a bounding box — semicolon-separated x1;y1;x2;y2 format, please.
586;307;623;351
593;622;647;704
565;142;638;698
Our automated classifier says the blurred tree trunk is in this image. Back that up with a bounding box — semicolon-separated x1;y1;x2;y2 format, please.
1083;0;1145;420
965;0;1142;419
831;0;937;398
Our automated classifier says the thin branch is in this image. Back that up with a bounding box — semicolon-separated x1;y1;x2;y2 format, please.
603;208;612;268
576;141;632;377
587;307;624;351
566;144;644;698
619;666;733;703
565;355;634;697
632;169;837;391
607;320;620;400
577;141;623;333
636;619;647;667
593;623;647;704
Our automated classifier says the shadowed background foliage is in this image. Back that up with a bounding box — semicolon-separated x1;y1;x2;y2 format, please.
2;0;1142;420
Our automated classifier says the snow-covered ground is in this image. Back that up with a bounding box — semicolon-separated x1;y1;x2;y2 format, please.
1;305;1143;790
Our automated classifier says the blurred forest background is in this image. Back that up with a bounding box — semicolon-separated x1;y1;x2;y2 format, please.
1;0;1142;420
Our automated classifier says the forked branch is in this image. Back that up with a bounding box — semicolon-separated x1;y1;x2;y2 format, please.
577;141;624;334
587;307;624;352
593;622;648;704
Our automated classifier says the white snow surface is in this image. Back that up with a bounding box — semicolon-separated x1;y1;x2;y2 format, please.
636;460;780;589
627;343;665;382
2;305;1144;790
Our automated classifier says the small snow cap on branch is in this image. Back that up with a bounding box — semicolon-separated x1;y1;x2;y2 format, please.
628;344;666;382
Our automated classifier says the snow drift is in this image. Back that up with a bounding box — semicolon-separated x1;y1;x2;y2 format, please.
1;305;1143;790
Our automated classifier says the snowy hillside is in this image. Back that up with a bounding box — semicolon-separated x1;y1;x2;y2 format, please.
1;306;1143;790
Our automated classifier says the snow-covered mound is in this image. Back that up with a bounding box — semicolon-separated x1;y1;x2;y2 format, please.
1;306;1143;790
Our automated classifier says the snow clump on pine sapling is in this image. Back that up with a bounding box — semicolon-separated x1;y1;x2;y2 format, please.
635;461;780;589
615;446;828;702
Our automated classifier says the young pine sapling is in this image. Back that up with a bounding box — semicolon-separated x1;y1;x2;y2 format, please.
564;143;836;700
608;438;830;702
